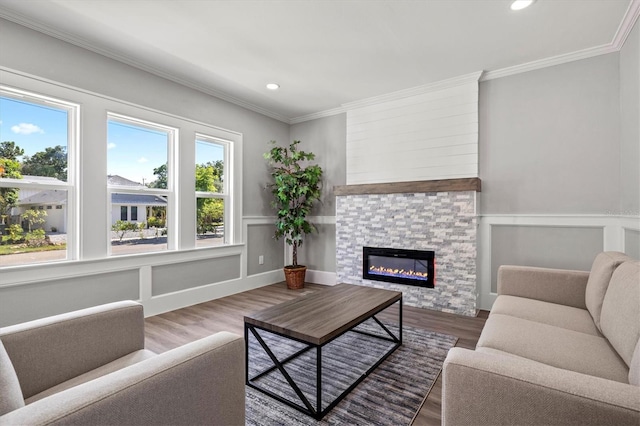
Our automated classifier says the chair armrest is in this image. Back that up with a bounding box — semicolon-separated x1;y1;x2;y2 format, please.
0;301;144;400
0;332;245;426
442;347;640;426
497;265;589;309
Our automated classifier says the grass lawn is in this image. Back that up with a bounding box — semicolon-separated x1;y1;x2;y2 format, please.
0;244;67;256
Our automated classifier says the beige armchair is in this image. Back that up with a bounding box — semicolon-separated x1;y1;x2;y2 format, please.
0;301;245;425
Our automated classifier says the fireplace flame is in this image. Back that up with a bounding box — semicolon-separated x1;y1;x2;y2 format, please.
369;265;429;280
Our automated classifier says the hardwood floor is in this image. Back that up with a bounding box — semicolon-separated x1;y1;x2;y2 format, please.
144;282;488;425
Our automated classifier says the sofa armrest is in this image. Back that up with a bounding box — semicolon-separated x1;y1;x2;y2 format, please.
497;265;589;309
0;332;245;426
0;301;144;400
442;347;640;426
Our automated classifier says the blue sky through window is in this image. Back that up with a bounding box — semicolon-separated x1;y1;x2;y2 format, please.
0;96;68;160
1;96;224;186
107;120;169;185
196;139;224;165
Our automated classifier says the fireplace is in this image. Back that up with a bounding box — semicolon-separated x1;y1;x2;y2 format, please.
363;247;435;288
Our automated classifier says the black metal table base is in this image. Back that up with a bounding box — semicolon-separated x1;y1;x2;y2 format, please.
245;298;402;420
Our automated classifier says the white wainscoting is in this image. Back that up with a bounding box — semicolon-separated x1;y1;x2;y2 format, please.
477;214;640;311
346;72;481;185
113;216;289;316
0;217;286;326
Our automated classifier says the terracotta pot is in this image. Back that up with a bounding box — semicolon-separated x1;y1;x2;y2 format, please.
283;265;307;290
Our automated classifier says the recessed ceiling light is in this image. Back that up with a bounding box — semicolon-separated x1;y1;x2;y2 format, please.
511;0;535;11
266;83;280;90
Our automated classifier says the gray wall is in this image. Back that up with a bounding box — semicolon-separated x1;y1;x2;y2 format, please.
290;114;347;216
490;226;604;293
479;53;621;215
296;223;336;271
289;114;346;272
152;256;241;296
247;224;284;275
626;229;640;259
620;20;640;215
0;270;139;326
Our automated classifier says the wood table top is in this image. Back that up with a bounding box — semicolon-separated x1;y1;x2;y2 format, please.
244;283;402;345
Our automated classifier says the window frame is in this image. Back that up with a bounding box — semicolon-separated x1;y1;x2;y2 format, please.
106;112;177;256
195;134;231;247
0;85;79;266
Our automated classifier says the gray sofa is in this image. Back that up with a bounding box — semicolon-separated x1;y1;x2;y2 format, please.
443;251;640;425
0;301;245;425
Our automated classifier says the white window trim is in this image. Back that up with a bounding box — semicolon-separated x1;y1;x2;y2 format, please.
0;67;243;273
0;85;79;264
106;113;178;255
195;134;232;246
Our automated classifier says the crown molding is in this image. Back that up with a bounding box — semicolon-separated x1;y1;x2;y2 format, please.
341;71;483;111
291;70;484;123
0;7;291;124
612;0;640;49
290;106;348;124
480;44;619;81
482;0;639;82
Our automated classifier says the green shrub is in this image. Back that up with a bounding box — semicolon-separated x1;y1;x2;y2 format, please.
25;229;47;247
147;216;165;228
7;224;24;243
111;220;139;242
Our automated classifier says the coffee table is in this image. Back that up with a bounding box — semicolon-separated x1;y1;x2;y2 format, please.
244;283;402;420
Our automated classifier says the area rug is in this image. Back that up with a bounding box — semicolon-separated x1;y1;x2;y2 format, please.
245;318;457;425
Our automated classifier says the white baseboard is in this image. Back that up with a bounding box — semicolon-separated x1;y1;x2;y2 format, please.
306;269;337;286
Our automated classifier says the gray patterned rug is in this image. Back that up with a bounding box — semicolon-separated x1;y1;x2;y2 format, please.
245;318;457;425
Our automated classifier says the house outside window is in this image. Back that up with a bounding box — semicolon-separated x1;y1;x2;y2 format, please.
0;87;77;268
195;135;229;248
107;114;175;256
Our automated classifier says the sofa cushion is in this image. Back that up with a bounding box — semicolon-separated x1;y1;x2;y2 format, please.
491;295;601;336
25;349;157;405
0;338;24;416
585;252;632;331
600;261;640;367
630;339;640;387
477;314;629;383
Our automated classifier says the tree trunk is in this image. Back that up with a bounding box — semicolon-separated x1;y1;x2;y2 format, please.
292;240;298;267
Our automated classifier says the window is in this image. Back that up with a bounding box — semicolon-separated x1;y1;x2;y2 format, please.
107;114;174;256
195;136;228;248
0;87;77;268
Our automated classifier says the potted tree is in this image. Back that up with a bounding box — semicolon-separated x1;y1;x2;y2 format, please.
264;140;323;289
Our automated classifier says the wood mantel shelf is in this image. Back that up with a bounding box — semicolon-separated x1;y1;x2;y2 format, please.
333;177;481;196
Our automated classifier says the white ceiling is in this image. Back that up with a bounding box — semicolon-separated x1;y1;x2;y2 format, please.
0;0;636;123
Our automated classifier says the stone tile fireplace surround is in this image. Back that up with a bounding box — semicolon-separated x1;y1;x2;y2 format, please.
335;179;480;317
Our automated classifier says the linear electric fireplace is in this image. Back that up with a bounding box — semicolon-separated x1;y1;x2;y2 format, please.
363;246;435;288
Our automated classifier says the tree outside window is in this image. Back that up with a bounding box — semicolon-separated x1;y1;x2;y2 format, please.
195;137;226;248
0;92;74;267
